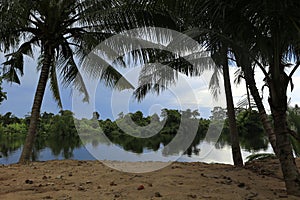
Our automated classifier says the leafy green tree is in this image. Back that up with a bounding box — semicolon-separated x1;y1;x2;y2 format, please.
210;107;227;121
117;112;124;119
130;111;147;126
151;113;160;122
181;109;192;119
3;123;28;136
46;110;81;158
236;110;268;151
218;111;269;152
92;112;100;120
191;109;200;119
0;112;21;126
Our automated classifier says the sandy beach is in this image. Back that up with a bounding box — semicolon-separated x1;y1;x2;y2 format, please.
0;158;299;200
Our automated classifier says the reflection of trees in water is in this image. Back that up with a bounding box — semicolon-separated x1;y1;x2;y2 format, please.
217;110;269;152
1;109;281;160
0;135;25;157
34;110;82;159
99;110;201;156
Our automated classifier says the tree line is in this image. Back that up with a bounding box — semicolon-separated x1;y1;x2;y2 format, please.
1;108;299;159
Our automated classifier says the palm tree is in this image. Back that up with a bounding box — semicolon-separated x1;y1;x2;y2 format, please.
130;0;244;166
241;0;300;195
189;0;281;157
234;51;279;155
199;0;300;195
136;0;300;194
0;0;147;164
166;0;278;157
212;46;243;166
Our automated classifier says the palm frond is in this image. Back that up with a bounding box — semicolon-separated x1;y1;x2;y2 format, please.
246;153;276;162
208;66;222;100
49;66;63;109
234;68;244;85
81;51;134;90
56;42;90;102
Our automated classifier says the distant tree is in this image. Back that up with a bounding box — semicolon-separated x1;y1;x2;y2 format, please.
92;112;100;120
131;111;144;123
210;107;227;121
191;109;200;119
181;109;192;119
118;112;124;119
151;113;160;122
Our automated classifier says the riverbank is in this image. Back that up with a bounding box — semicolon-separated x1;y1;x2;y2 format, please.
0;158;299;200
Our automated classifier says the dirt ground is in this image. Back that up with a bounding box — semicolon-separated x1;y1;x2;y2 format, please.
0;158;299;200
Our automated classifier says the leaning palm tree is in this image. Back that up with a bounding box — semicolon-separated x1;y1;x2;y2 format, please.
200;0;300;195
0;0;149;163
242;0;300;195
129;0;244;166
135;0;300;194
168;0;278;157
187;0;280;157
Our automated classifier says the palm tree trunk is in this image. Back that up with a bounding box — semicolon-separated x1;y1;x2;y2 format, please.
269;73;300;196
243;68;278;156
273;109;300;195
234;53;278;156
222;55;243;167
18;47;52;164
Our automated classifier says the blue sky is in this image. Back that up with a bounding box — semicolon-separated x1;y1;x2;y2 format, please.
1;52;300;120
0;52;225;119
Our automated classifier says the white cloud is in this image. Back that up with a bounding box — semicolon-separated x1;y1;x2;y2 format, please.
2;49;300;119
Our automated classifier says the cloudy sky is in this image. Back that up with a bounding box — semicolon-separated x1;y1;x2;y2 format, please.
1;51;300;120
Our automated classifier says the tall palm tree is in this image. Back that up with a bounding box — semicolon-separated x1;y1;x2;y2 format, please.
248;0;300;194
212;46;243;166
0;0;148;164
134;0;300;194
130;0;244;166
199;0;300;195
188;0;280;157
233;51;278;155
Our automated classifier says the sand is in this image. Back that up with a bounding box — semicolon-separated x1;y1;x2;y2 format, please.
0;158;299;200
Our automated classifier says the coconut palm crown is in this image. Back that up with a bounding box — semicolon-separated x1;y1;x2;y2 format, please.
0;0;151;163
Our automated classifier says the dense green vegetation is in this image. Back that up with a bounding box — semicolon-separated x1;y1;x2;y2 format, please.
1;107;299;160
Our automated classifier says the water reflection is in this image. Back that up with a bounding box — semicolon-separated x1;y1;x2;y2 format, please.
0;134;25;158
0;110;279;165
